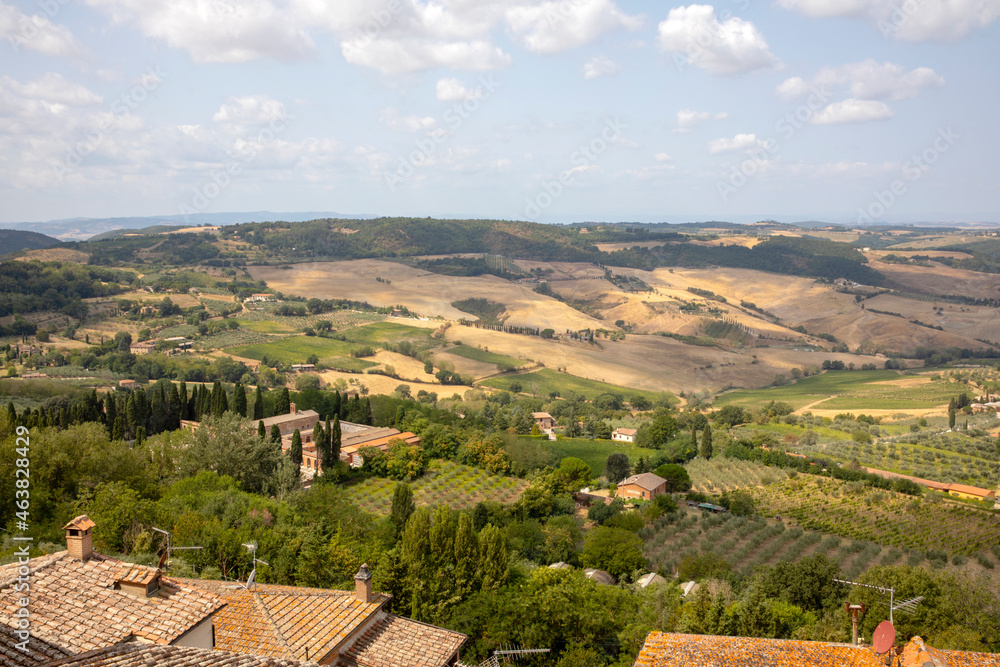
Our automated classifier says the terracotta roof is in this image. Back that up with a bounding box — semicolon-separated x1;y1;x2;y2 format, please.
0;552;223;655
633;633;1000;667
341;432;420;458
259;410;320;430
614;428;637;436
899;636;1000;667
634;633;882;667
0;625;69;666
175;579;390;662
945;484;995;498
41;643;320;666
531;412;553;419
621;472;667;491
62;515;95;531
342;614;466;667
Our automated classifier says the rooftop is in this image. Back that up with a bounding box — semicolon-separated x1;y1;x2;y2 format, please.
342;613;466;667
633;633;1000;667
174;579;391;663
621;472;667;491
0;552;223;655
42;642;321;667
0;626;69;666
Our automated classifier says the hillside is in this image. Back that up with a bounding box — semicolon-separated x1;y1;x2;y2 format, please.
0;229;61;255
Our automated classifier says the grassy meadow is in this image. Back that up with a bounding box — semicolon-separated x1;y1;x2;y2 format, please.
482;368;673;404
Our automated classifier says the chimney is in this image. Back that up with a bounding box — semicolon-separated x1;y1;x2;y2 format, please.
63;515;96;561
354;563;373;603
290;402;297;415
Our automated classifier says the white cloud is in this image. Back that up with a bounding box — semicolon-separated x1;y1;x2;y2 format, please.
341;37;511;74
654;152;672;162
505;0;641;54
657;5;778;75
0;1;88;58
213;95;288;125
673;108;728;133
436;78;480;101
380;108;438;132
583;55;619;79
811;99;894;125
84;0;314;63
776;0;1000;41
778;60;944;102
3;73;103;106
708;133;769;154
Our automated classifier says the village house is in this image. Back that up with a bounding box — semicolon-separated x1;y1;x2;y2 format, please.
617;472;668;501
632;632;1000;667
531;412;556;430
246;293;274;302
118;379;138;390
339;422;421;468
611;427;637;444
291;363;316;372
130;341;157;355
0;516;466;667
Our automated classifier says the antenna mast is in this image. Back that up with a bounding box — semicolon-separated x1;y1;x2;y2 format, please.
833;578;923;624
152;527;203;572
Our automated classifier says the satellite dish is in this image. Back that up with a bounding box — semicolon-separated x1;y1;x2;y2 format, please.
873;620;896;654
246;569;256;589
157;551;168;570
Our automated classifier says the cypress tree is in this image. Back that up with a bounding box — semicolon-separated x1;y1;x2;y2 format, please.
111;416;125;441
330;415;341;462
454;512;480;599
232;381;247;417
270;424;282;446
105;397;117;437
290;429;303;466
948;408;957;429
478;524;509;592
252;385;264;420
365;398;374;426
179;381;188;419
312;422;325;468
331;391;341;419
700;425;713;460
169;383;182;429
389;482;415;542
275;387;291;415
258;420;266;439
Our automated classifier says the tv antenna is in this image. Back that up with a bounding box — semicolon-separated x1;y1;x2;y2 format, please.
152;527;203;572
474;644;551;667
240;541;269;590
833;578;923;624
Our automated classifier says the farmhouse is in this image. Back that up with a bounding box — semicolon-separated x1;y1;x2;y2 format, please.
340;423;421;468
531;412;556;430
632;632;1000;667
944;483;996;502
1;516;466;667
118;379;137;389
618;472;668;501
247;293;274;302
291;363;316;372
612;427;637;443
130;341;156;355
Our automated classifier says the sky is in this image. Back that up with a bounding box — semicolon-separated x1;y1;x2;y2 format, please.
1;0;998;226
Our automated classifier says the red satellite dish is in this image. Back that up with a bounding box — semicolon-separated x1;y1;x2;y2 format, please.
873;620;896;654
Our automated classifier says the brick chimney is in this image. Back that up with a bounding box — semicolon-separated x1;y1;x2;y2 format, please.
289;402;297;415
63;515;96;561
354;563;373;603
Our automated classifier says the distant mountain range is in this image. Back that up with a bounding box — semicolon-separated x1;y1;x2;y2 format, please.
0;211;373;241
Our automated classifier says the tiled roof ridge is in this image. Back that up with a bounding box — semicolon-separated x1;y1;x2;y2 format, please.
0;551;67;591
250;588;301;661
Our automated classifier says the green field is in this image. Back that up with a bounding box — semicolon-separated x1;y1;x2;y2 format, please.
237;306;384;334
481;368;673;404
343;460;528;514
539;437;660;477
685;456;791;494
441;344;523;367
337;321;431;344
712;370;957;411
227;336;366;364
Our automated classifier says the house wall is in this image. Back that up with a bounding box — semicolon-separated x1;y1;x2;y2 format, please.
174;617;215;649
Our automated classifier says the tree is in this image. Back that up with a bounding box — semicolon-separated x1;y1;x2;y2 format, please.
330;415;341;462
389;482;415;543
555;457;592;492
290;429;303;466
232;381;247;417
605;452;631;484
258;420;266;439
581;526;645;580
479;524;509;592
454;512;480;599
714;405;747;428
540;328;555;339
312;422;325;467
722;489;756;517
252;385;264;420
948;408;957;429
275;387;291;415
654;463;691;492
700;426;713;459
270;424;282;444
638;413;678;448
